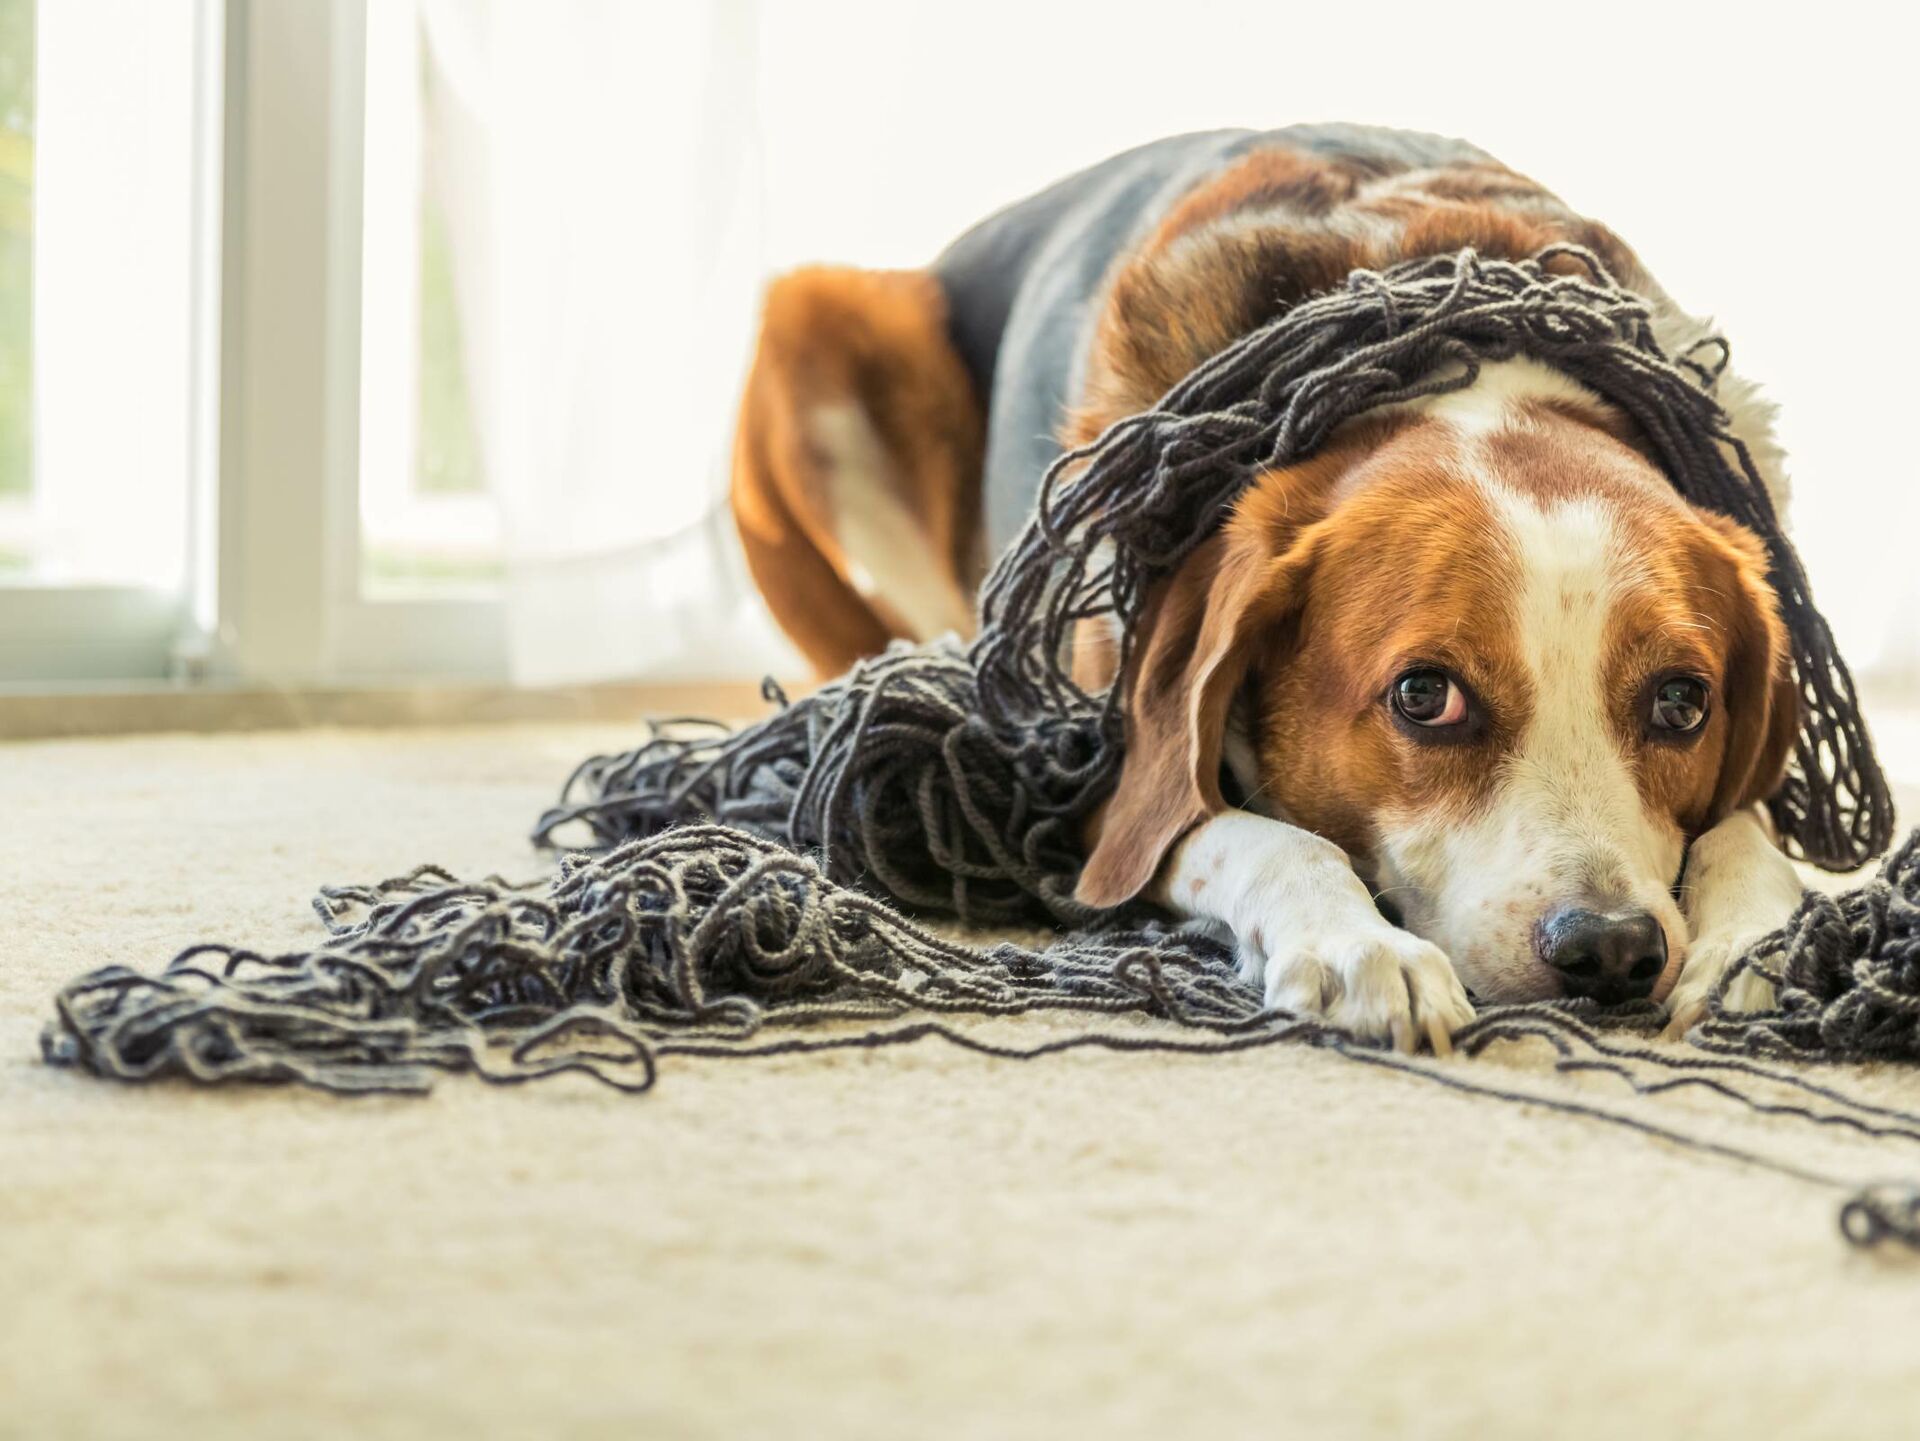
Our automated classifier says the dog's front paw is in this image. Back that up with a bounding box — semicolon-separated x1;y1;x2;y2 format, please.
1662;931;1778;1040
1241;921;1474;1055
1665;811;1805;1041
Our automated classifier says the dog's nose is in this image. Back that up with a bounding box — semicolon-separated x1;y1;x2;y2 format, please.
1534;906;1666;1002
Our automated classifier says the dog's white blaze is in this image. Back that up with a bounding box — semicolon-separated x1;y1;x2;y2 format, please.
1371;382;1690;998
1406;357;1603;439
1473;488;1674;897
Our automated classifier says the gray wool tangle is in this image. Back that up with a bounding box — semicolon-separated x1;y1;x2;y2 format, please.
37;245;1920;1250
37;823;1920;1250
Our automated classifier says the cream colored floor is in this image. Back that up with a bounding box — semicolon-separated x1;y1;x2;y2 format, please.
6;719;1920;1440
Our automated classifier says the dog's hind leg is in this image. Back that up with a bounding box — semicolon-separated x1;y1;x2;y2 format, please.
730;266;986;678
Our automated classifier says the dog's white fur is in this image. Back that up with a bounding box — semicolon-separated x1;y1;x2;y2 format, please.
1666;806;1805;1036
1156;361;1804;1047
809;403;975;642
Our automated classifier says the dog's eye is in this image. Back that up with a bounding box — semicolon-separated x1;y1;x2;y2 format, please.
1650;675;1708;734
1392;668;1467;727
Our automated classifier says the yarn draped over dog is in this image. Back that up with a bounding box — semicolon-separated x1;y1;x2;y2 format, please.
975;243;1888;875
39;246;1920;1247
538;245;1887;926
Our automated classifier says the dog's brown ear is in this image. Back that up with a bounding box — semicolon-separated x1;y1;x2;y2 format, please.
1074;522;1312;908
1699;512;1800;819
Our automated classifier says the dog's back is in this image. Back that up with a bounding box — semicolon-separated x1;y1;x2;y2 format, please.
933;126;1502;558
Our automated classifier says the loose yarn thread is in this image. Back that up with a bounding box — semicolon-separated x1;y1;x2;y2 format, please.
40;823;1920;1249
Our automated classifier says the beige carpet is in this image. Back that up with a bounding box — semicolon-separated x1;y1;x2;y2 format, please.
6;719;1920;1440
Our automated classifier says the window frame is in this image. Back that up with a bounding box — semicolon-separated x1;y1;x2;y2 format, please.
0;0;505;689
0;0;224;685
215;0;503;687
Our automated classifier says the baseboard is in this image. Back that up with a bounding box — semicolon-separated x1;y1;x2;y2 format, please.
0;677;796;740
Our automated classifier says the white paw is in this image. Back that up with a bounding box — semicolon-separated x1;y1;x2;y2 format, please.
1662;931;1778;1039
1241;920;1475;1055
1666;810;1804;1039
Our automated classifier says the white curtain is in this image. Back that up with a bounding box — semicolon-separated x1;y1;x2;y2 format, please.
418;0;796;686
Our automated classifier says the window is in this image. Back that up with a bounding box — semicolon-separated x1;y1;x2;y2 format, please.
357;0;501;600
0;0;29;572
213;0;514;685
0;0;511;688
0;0;210;681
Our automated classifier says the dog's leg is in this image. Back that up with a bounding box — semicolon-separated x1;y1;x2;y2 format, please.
1662;806;1807;1038
731;267;985;678
1153;811;1475;1053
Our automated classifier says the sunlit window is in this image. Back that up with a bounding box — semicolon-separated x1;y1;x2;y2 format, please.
358;0;501;599
0;0;199;593
0;0;31;578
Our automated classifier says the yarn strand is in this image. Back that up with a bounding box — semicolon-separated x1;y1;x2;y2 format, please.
41;822;1920;1248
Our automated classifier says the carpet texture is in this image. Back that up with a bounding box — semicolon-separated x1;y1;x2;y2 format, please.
6;719;1920;1440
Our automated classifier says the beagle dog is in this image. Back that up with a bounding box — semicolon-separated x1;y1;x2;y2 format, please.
729;125;1807;1052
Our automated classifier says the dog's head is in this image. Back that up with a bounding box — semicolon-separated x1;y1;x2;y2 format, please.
1075;366;1798;1003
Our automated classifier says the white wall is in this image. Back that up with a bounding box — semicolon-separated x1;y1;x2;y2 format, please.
754;0;1919;677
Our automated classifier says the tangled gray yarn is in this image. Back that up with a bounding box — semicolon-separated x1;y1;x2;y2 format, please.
1692;829;1920;1063
40;823;1920;1248
42;825;1273;1094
